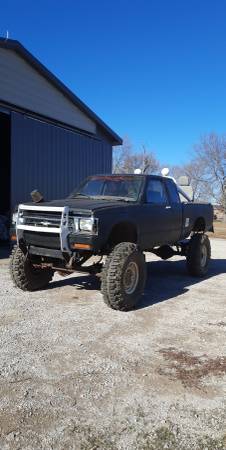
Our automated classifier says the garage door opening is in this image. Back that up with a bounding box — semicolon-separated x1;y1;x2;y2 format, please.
0;113;11;215
0;112;11;216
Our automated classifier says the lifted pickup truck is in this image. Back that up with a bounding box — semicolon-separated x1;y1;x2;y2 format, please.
10;174;213;310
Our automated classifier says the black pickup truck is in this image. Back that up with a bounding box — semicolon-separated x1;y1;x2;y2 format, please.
10;174;213;310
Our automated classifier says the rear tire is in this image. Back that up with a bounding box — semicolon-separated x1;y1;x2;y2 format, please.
10;245;53;291
186;234;211;277
101;242;146;311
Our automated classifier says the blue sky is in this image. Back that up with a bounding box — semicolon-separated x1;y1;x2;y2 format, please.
1;0;226;164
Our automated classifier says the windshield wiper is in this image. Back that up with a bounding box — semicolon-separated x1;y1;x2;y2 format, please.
70;194;135;202
72;193;92;199
90;195;134;202
112;197;134;202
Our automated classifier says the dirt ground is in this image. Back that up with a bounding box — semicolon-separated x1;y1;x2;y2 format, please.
210;221;226;239
0;239;225;450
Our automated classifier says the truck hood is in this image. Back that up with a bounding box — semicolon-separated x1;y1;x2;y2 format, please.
21;197;134;213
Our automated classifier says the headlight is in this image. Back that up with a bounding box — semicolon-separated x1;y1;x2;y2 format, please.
12;211;24;225
79;218;93;232
12;212;18;224
69;215;98;234
17;211;25;225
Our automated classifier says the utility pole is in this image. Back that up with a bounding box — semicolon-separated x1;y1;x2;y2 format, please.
223;161;226;223
223;175;226;223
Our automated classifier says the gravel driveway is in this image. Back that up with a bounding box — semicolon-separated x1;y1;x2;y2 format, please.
0;239;225;450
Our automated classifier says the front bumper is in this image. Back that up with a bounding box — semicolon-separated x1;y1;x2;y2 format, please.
16;204;100;257
29;245;64;259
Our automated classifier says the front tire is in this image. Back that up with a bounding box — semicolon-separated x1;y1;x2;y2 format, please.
186;234;211;277
101;242;146;311
10;245;53;291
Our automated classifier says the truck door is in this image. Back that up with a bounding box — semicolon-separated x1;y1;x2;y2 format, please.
140;177;176;248
165;179;183;242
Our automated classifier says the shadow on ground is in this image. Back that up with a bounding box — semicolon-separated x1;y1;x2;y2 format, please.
49;273;101;291
1;244;225;309
0;244;10;260
47;257;226;309
138;257;226;309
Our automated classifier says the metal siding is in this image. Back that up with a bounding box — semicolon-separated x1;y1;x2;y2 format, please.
11;112;112;209
0;48;96;134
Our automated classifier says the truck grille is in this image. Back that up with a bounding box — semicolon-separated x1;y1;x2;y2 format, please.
22;210;62;229
23;231;61;249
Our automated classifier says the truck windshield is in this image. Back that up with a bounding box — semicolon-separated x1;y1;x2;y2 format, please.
70;176;144;202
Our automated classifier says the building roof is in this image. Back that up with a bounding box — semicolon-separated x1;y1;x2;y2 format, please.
0;38;122;145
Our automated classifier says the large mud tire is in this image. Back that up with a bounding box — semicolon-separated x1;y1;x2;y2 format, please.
186;234;211;277
10;245;53;291
101;242;146;311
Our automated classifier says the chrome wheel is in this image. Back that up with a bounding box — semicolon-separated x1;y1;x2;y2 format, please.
123;261;139;294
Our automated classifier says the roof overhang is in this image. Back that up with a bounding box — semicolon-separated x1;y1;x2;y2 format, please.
0;38;122;146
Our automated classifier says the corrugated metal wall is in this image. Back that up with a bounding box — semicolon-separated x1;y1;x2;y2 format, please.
11;112;112;208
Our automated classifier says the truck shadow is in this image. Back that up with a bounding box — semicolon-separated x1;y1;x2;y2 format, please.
49;273;101;291
48;257;226;307
138;257;226;309
0;243;10;260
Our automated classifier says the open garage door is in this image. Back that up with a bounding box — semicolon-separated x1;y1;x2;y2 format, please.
0;112;10;241
0;112;11;215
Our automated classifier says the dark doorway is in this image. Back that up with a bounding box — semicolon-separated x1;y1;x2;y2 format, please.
0;112;11;215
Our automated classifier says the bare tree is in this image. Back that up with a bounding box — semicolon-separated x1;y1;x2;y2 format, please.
171;133;226;220
113;137;159;174
193;134;226;220
113;136;132;174
115;133;226;221
171;159;210;201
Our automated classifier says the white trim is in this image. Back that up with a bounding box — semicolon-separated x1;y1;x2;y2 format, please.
19;204;64;212
17;225;60;233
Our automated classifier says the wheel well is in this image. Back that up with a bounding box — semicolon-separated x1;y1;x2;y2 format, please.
193;217;206;232
108;222;137;246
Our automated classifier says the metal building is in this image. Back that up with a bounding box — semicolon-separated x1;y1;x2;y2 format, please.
0;38;122;216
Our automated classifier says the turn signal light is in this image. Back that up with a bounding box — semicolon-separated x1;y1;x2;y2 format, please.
71;243;92;250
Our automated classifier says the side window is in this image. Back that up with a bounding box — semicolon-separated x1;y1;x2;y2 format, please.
166;180;180;204
146;179;169;204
